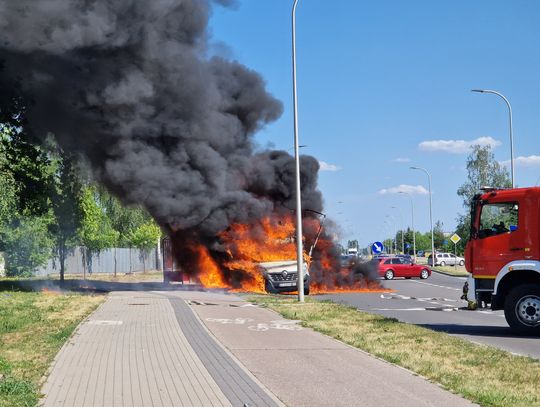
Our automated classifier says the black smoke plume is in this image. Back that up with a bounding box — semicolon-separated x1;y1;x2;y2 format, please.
0;0;378;288
0;1;320;230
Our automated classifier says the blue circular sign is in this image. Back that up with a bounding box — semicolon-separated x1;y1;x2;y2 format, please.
371;241;384;254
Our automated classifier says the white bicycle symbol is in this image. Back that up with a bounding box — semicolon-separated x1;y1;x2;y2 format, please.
248;320;302;332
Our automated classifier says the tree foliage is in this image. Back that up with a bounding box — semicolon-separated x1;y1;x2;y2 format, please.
3;217;54;277
78;185;119;252
455;145;511;243
126;220;162;250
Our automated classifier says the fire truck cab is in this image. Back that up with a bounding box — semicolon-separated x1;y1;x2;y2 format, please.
464;187;540;334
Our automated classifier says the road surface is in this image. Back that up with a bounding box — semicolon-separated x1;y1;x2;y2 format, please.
317;272;540;359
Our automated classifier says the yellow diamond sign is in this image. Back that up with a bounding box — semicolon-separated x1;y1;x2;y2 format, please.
450;233;461;244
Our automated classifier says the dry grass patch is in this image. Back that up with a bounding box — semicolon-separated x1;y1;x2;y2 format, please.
0;291;105;407
251;296;540;407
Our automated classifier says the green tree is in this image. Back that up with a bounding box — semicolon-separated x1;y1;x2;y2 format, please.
126;220;161;250
126;220;162;271
97;187;158;247
3;217;54;277
78;185;119;252
433;220;446;250
48;148;84;281
78;185;119;274
456;145;511;243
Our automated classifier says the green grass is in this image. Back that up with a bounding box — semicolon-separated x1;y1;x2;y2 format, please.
0;291;105;407
432;266;469;276
251;295;540;407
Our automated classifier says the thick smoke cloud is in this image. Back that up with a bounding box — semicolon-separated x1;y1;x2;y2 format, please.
0;0;323;238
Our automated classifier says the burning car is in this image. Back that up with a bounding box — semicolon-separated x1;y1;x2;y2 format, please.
259;260;310;295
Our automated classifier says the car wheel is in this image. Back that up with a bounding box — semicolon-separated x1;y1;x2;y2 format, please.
440;261;446;267
420;269;429;279
384;270;394;280
504;284;540;335
459;260;465;266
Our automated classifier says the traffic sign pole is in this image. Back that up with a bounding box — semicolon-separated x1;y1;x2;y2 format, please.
449;233;461;267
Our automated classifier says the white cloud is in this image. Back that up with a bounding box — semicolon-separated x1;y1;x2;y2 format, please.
501;155;540;168
392;157;411;163
378;184;429;195
319;161;342;172
418;136;501;154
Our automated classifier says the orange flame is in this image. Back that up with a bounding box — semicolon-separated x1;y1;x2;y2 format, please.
188;212;386;294
191;244;226;289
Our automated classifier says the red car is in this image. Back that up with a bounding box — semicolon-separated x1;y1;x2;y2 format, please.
377;257;431;280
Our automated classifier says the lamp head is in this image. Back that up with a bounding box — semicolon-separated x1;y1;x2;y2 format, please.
471;89;485;93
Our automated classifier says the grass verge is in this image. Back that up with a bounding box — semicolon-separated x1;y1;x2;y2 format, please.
250;295;540;407
432;266;469;277
0;291;105;407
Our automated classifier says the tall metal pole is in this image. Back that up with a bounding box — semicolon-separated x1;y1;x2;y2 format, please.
472;89;514;188
410;167;435;262
292;0;304;302
399;191;416;262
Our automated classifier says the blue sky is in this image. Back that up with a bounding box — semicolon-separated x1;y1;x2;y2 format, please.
209;0;540;247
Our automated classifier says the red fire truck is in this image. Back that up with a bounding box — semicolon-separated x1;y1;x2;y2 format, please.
464;186;540;334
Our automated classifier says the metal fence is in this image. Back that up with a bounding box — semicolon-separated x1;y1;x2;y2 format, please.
35;246;161;276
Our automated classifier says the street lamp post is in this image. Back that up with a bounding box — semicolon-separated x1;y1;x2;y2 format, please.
399;191;416;262
292;0;304;302
391;206;405;253
410;167;435;262
472;89;515;188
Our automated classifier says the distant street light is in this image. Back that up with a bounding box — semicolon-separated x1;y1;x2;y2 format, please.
391;206;405;253
472;89;515;187
292;0;304;302
410;166;435;260
399;191;416;262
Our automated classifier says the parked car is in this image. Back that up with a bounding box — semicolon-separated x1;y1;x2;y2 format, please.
427;252;465;267
396;254;413;263
376;257;431;280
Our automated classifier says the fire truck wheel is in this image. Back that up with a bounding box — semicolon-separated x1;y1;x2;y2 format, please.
504;284;540;335
420;269;429;279
384;270;394;280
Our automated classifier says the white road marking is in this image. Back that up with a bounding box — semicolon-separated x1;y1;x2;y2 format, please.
412;280;461;291
478;310;506;318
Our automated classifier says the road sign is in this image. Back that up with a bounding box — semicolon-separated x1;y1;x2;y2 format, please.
371;241;384;254
450;233;461;244
405;243;411;249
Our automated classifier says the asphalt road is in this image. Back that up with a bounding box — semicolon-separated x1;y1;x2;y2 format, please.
317;272;540;359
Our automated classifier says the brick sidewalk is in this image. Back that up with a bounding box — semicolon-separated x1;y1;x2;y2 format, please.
40;292;279;407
